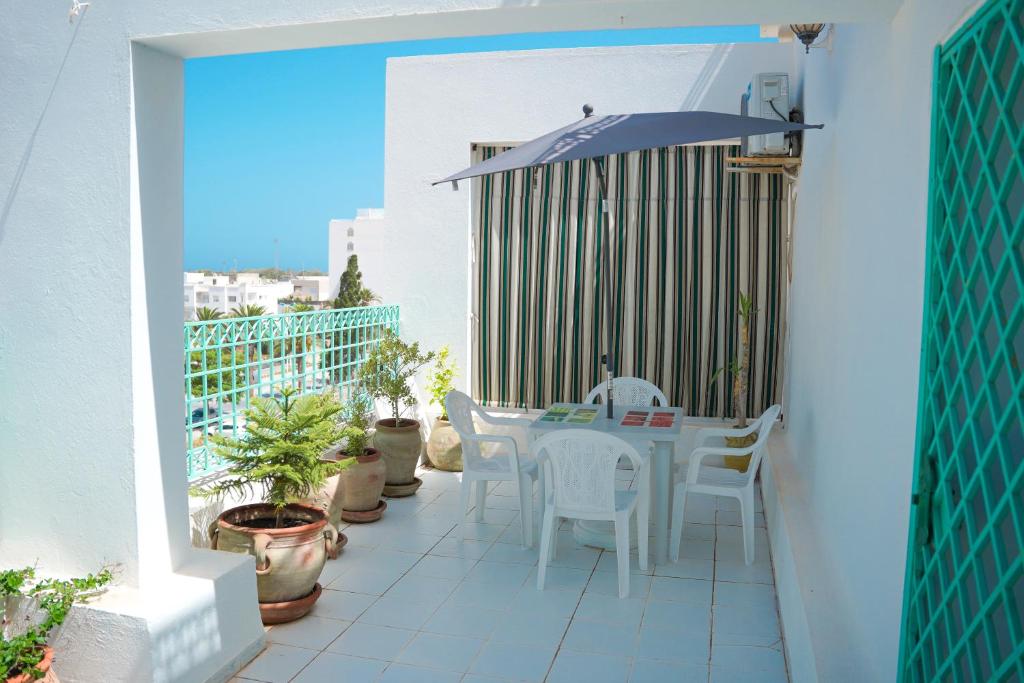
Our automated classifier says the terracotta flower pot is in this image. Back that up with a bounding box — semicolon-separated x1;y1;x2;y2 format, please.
313;449;387;525
6;646;58;683
372;418;423;486
426;418;462;471
210;502;334;623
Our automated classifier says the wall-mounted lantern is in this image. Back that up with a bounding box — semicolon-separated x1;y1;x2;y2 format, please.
790;24;826;53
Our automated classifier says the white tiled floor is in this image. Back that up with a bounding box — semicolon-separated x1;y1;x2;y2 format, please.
234;466;787;683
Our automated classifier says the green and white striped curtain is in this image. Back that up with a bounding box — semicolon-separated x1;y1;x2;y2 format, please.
472;144;787;418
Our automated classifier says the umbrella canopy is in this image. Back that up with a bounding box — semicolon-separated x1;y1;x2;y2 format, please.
435;110;823;185
435;109;823;417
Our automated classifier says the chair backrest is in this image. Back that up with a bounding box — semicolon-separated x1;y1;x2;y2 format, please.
740;404;783;484
532;430;643;515
445;391;486;470
585;377;668;407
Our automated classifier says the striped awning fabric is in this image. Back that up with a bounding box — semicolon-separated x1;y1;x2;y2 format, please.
472;144;787;418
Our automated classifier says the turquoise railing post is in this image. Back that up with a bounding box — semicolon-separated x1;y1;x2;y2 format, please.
184;305;400;480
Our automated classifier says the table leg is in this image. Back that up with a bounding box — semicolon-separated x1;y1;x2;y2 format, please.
653;440;673;565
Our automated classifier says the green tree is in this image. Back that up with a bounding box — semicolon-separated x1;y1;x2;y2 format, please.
289;302;315;378
332;254;378;309
195;306;223;321
359;329;435;424
330;255;380;383
231;304;268;319
231;304;268;396
188;350;247;401
195;387;350;527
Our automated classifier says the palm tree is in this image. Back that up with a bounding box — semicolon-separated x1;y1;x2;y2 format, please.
230;304;268;397
195;306;223;321
289;302;315;381
230;304;267;319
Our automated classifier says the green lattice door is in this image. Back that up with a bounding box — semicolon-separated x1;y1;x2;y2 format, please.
899;0;1024;680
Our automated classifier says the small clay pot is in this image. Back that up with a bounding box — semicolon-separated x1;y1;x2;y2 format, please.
340;449;388;512
6;646;58;683
313;448;387;528
373;418;423;486
426;418;463;471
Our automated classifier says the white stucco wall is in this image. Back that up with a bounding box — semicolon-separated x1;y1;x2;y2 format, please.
332;43;798;405
769;1;983;681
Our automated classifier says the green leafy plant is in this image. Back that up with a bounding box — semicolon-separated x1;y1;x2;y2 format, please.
358;330;435;425
704;366;724;415
731;292;756;427
194;387;351;527
426;346;457;421
1;566;113;681
338;393;373;455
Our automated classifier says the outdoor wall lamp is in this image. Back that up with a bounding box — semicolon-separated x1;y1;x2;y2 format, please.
790;24;826;53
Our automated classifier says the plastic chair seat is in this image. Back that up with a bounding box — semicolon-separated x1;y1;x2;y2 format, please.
694;466;748;488
472;452;538;476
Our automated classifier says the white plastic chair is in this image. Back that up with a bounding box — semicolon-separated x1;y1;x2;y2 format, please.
445;391;538;548
585;376;669;407
533;430;649;598
670;404;782;565
587;377;667;471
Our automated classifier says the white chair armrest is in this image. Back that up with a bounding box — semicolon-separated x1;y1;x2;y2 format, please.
477;411;533;429
694;422;758;446
464;432;521;471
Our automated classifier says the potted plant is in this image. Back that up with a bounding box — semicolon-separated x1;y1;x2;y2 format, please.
724;292;758;472
195;387;351;624
2;566;112;683
424;346;462;471
315;393;388;524
359;329;435;496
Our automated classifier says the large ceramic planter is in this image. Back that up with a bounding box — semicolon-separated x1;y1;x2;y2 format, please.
373;418;423;489
426;418;463;471
6;647;58;683
210;502;334;624
314;448;387;524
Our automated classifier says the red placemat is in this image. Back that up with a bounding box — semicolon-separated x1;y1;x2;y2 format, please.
620;410;676;428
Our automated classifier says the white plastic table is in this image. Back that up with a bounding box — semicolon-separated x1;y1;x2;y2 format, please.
528;402;685;565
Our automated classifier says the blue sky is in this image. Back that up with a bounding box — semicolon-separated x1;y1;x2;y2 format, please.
184;26;766;272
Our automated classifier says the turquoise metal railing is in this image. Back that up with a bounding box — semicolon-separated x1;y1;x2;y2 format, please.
185;305;400;480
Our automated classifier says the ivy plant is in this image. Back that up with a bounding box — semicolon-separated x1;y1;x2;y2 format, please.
1;566;113;681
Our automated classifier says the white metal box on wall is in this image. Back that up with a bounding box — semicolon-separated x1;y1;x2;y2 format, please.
746;72;790;155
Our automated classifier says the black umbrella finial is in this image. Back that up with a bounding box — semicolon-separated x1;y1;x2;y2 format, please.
582;104;594;118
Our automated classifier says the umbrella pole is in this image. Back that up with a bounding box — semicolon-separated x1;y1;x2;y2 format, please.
594;159;614;421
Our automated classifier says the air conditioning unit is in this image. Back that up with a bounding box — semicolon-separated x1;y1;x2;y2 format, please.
745;73;791;156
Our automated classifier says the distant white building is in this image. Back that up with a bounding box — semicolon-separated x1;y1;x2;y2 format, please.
290;275;331;303
183;272;293;319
